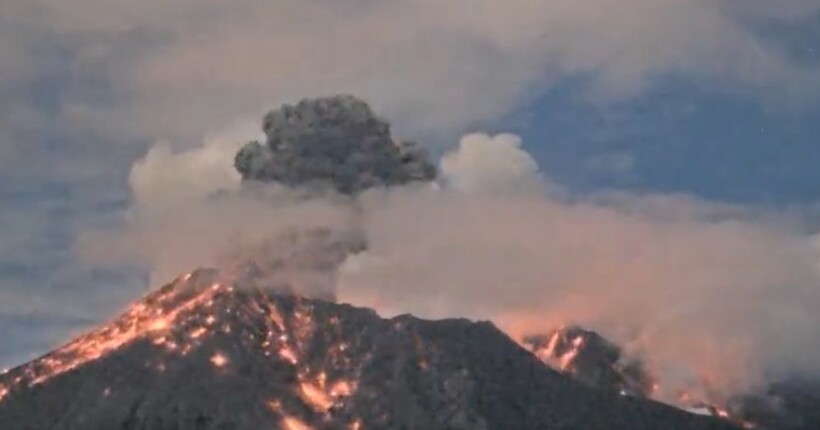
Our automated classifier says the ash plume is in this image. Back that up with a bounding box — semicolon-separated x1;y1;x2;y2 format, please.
81;96;436;300
235;95;436;194
227;95;436;298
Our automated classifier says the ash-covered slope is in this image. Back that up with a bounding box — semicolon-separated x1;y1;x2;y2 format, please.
0;271;737;430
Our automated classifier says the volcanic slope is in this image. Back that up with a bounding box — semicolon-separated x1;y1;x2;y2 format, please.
0;270;738;430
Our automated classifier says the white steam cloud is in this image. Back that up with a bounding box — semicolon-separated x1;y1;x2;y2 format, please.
439;133;544;196
80;129;820;405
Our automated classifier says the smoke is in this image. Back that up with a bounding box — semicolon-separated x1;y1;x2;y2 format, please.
78;118;359;297
235;95;436;194
79;98;820;408
339;177;820;400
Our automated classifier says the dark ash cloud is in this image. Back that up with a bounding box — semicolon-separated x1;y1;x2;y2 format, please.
235;95;436;195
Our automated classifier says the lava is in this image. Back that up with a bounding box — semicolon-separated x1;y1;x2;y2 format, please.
299;381;333;411
281;416;313;430
0;272;231;397
558;336;585;371
523;324;761;428
210;352;229;368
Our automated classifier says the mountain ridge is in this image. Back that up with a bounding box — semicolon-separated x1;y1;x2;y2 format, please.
0;269;738;430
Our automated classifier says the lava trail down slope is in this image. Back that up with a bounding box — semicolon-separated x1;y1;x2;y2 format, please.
0;270;738;430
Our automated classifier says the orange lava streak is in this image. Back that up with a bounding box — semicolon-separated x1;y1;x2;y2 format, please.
281;416;313;430
329;380;354;397
279;346;299;364
9;274;222;389
189;327;208;339
299;382;333;411
558;336;584;371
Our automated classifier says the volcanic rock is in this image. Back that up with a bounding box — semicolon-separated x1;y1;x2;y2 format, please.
0;270;738;430
523;325;655;398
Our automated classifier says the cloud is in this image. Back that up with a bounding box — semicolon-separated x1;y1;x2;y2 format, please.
2;0;819;149
440;133;543;195
81;135;355;292
128;120;260;210
336;133;820;402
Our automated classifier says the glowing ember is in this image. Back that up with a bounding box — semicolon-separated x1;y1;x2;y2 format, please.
266;400;282;412
281;416;313;430
329;380;354;397
210;352;229;368
542;329;562;358
280;346;299;364
558;336;584;370
299;382;333;411
149;319;169;331
189;327;208;339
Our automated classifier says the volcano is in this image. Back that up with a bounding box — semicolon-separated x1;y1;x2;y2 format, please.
0;270;738;430
525;324;820;430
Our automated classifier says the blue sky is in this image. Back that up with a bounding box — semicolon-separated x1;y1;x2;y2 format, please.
509;76;820;204
1;0;819;370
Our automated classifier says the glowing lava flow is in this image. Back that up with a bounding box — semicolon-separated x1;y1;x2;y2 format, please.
676;390;757;429
0;273;231;398
255;297;362;428
523;324;758;428
281;416;313;430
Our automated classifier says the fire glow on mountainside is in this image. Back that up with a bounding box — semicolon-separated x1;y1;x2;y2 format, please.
0;270;362;428
523;325;757;429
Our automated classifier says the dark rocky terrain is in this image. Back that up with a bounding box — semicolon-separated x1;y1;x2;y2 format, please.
0;270;739;430
731;379;820;430
523;325;656;398
525;324;820;430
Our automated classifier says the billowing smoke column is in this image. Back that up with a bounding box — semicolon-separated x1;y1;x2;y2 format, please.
228;95;436;299
235;95;436;194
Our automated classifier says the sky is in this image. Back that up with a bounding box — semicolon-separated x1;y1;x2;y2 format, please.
1;0;820;372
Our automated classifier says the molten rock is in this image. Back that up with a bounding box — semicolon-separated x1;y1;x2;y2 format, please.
523;325;656;398
0;270;737;430
525;325;820;430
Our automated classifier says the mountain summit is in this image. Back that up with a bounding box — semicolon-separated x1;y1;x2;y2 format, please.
0;270;737;430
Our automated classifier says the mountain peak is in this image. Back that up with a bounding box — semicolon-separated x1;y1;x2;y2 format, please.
0;271;738;429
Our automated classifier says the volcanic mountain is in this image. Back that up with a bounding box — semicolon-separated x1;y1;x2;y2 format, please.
525;324;820;430
0;270;739;430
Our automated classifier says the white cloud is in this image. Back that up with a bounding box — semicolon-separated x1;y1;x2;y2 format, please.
440;133;543;195
2;0;818;147
129;120;261;210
